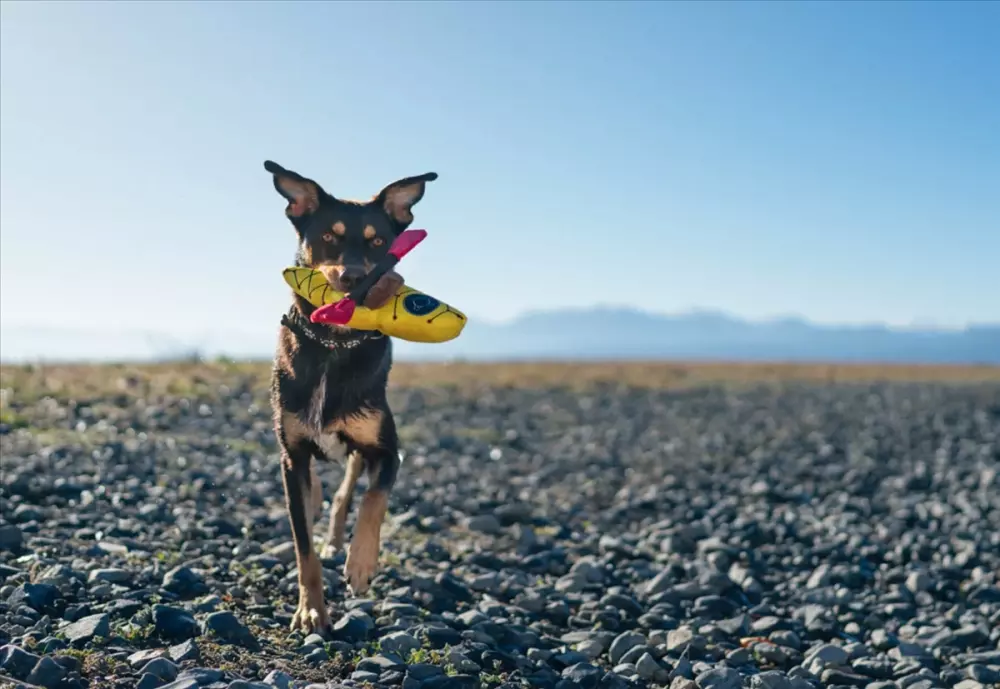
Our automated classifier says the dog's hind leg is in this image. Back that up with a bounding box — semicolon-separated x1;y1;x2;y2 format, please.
320;449;364;559
278;416;330;633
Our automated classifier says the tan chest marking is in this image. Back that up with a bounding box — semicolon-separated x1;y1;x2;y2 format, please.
281;407;384;459
327;409;383;448
313;411;383;458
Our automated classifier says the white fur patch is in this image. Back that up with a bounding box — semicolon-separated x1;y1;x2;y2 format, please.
315;431;344;462
307;371;327;434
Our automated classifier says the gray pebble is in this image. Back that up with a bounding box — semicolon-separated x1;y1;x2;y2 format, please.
263;669;294;688
609;631;646;664
904;572;933;594
750;671;794;689
0;524;24;551
87;568;132;584
351;670;381;683
158;680;200;689
696;666;743;689
636;652;663;680
137;672;167;689
953;681;986;689
465;515;502;534
201;611;259;650
142;657;180;682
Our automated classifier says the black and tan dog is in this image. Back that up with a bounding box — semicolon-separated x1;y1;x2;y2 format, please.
264;160;437;633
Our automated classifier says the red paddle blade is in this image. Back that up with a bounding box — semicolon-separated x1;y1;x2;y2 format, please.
388;229;427;260
311;298;357;325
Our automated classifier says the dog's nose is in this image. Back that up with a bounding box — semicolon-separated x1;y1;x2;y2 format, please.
338;267;366;290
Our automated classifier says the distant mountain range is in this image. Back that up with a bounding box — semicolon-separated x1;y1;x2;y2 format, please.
2;308;999;364
400;307;1000;364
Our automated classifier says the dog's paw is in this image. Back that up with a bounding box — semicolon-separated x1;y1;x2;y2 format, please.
290;589;330;633
343;541;379;596
319;542;341;560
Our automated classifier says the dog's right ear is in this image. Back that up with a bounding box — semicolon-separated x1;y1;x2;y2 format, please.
264;160;324;217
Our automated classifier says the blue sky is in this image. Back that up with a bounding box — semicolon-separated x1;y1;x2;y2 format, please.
1;0;998;343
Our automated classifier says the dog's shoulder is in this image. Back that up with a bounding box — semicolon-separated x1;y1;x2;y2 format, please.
271;325;319;411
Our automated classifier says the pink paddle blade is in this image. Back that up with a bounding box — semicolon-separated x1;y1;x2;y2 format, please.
310;298;356;325
388;229;427;260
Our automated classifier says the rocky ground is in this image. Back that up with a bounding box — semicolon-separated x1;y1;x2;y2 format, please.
1;363;999;689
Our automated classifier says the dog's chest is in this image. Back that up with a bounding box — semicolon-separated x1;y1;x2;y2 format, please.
302;371;381;458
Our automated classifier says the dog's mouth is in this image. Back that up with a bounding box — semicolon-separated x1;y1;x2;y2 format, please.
312;264;402;312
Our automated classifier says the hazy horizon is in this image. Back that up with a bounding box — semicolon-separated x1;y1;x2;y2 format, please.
3;305;998;365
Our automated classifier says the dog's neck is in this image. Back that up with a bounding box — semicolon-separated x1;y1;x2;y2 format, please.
283;298;381;350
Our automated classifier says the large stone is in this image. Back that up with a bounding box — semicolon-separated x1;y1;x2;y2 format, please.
26;657;67;689
63;613;110;646
0;644;41;680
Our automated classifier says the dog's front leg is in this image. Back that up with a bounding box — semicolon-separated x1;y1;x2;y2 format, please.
279;429;330;633
345;463;395;596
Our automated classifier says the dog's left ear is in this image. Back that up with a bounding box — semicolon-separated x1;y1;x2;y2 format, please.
375;172;438;229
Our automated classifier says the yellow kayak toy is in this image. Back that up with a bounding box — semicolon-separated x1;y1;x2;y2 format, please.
282;229;466;344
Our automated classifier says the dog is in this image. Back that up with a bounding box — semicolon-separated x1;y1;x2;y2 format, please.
264;160;437;633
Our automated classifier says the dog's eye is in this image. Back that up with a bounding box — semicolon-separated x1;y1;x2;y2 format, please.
322;232;335;242
371;237;384;247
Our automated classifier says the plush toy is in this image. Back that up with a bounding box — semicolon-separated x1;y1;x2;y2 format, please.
282;229;466;343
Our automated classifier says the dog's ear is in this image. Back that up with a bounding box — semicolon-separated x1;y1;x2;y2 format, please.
375;172;438;229
264;160;324;217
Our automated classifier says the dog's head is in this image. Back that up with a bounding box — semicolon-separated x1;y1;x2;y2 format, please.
264;160;437;293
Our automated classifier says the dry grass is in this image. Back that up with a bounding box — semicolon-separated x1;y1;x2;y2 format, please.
1;359;998;406
385;360;1000;389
